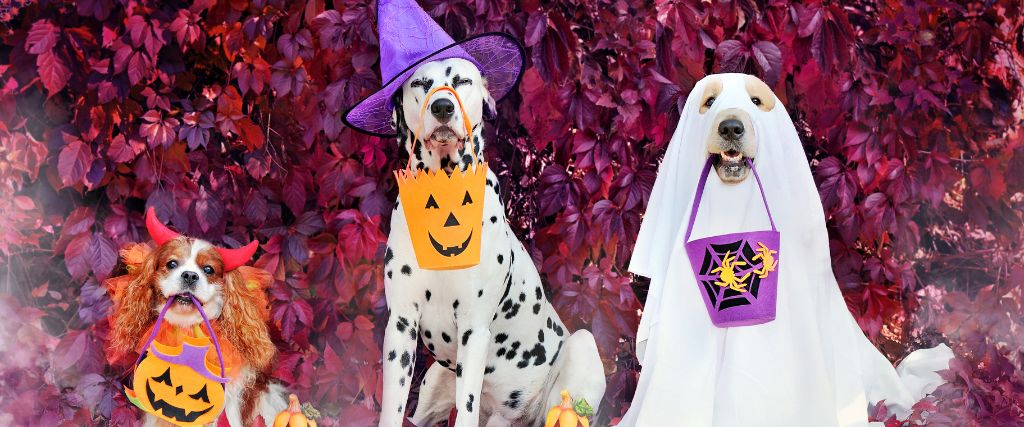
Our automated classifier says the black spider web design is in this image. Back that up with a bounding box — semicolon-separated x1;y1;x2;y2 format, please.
695;239;766;312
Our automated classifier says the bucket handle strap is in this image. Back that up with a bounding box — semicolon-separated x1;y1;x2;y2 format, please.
685;158;776;242
406;86;479;170
132;294;227;379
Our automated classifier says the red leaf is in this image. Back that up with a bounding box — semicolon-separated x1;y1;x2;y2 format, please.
37;51;69;94
25;20;59;54
524;12;548;47
88;233;118;281
57;136;93;188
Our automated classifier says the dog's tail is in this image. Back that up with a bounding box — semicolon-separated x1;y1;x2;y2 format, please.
255;382;290;425
240;372;289;426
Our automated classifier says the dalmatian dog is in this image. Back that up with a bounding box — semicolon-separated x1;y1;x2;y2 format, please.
378;57;606;427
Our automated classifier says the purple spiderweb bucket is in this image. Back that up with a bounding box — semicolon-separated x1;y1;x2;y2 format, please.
684;158;780;327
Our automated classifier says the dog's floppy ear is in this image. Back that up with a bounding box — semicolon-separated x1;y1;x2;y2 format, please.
109;252;159;361
391;88;406;136
218;266;275;371
480;77;496;117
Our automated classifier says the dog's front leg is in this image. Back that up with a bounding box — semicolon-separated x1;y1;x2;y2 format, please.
453;323;490;427
379;308;419;427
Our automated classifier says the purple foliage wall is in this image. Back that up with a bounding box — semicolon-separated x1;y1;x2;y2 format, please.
0;0;1022;425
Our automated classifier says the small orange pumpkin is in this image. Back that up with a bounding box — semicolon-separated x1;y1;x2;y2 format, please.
544;390;593;427
273;394;320;427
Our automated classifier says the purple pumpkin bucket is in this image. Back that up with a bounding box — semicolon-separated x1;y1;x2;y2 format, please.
684;158;780;327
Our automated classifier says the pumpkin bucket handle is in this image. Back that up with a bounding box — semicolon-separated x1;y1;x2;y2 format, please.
406;85;480;171
132;294;227;379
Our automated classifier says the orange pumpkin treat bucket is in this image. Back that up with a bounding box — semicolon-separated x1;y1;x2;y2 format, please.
124;295;229;426
395;86;488;270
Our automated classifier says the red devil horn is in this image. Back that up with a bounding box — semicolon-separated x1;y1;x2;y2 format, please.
145;207;181;245
216;240;259;271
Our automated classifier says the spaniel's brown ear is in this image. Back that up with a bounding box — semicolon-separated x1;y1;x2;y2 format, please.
109;253;158;361
219;268;275;371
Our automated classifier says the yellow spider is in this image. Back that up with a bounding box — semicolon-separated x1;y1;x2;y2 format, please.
711;250;751;292
751;242;778;279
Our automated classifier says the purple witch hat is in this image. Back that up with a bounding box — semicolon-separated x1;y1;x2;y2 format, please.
343;0;525;137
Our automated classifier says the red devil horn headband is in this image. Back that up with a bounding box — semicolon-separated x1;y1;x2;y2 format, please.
145;207;259;271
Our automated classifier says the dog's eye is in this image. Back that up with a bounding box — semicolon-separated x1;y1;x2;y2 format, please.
410;79;432;91
202;265;214;275
462;191;473;205
751;97;762;106
425;195;439;209
166;260;178;269
704;97;715;107
453;76;473;88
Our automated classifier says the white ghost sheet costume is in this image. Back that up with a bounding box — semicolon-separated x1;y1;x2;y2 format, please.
618;74;952;427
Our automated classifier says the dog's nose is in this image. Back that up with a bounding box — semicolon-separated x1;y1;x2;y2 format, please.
180;271;199;287
430;98;455;122
718;119;745;140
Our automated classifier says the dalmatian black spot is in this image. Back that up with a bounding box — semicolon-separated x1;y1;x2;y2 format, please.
400;377;405;386
478;289;484;297
504;303;521;319
497;254;504;264
484;366;495;374
490;216;497;224
427;343;435;352
533;303;541;314
550;340;565;366
456;363;463;377
504;390;522;409
535;287;542;300
505;349;517;360
424;330;432;339
497;348;506;357
384;247;394;264
453;300;460;310
538;330;545;342
387;270;393;279
462;329;473;345
396;317;409;332
441;332;451;343
466;394;474;413
425;290;431;301
401;265;412;275
388;350;396;361
438;359;450;368
400;351;411;368
495;333;508;344
501;299;514;313
399;404;403;413
519;292;526;302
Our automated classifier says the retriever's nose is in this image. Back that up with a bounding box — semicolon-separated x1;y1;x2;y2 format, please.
718;119;744;140
430;98;455;122
180;271;199;287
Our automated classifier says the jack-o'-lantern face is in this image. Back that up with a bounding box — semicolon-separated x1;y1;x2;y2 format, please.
396;163;488;270
128;336;227;426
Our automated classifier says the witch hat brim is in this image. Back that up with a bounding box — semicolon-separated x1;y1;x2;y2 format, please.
342;0;524;138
